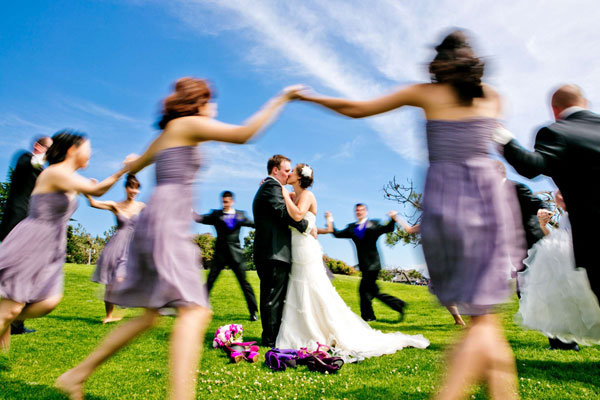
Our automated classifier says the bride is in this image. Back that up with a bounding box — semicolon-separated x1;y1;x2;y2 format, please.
275;163;429;362
516;191;600;345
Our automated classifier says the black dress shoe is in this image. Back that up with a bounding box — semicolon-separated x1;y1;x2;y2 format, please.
249;313;258;322
363;317;376;322
398;302;407;322
548;338;579;351
10;322;36;335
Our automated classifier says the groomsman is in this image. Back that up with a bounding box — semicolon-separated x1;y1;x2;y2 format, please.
194;191;258;321
326;204;406;321
495;84;600;304
0;135;52;335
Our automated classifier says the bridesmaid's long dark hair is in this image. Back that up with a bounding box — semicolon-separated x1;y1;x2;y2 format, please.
429;30;485;105
46;130;87;165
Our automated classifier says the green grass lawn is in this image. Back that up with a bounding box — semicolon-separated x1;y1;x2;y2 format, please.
1;264;599;399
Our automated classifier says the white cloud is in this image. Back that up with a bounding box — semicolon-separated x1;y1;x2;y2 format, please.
197;142;268;183
152;0;600;162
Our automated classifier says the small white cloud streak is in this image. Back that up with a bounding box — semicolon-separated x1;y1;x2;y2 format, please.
59;98;147;126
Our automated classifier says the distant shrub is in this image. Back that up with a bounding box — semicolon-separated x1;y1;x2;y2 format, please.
194;233;216;269
323;255;358;276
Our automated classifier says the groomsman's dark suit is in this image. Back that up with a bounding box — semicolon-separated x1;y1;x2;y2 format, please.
502;108;600;304
194;209;258;319
253;177;309;347
0;152;43;240
332;217;406;321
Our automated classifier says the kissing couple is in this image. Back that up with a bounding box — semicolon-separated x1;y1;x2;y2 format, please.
252;155;429;362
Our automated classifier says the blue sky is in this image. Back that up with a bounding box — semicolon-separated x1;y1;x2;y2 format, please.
2;1;599;274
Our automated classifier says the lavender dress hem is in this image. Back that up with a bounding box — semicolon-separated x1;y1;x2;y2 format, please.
0;192;77;304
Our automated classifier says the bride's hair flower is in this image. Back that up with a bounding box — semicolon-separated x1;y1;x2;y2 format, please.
301;165;312;178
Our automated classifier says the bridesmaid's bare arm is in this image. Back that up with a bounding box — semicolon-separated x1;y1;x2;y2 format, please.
85;195;118;213
296;84;428;119
176;87;301;145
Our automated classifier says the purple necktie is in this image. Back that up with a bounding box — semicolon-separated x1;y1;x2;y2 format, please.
224;213;237;230
354;221;367;240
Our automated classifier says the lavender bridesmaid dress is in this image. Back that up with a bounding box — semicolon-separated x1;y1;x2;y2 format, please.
92;213;138;285
420;118;525;315
0;192;78;303
106;146;209;309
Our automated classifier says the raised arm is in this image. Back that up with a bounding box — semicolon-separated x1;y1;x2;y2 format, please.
125;136;163;175
369;211;398;235
85;195;118;213
502;127;565;180
176;87;301;145
281;187;313;222
318;211;334;234
329;213;353;239
295;84;427;119
48;162;128;197
239;212;255;228
192;210;216;225
394;215;420;234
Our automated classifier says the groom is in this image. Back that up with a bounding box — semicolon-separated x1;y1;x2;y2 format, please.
495;84;600;303
253;155;312;347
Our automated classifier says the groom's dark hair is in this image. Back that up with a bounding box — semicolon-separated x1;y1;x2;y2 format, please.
221;190;234;199
267;154;291;174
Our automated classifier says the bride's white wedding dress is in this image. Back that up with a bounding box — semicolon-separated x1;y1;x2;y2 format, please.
275;211;430;362
516;213;600;345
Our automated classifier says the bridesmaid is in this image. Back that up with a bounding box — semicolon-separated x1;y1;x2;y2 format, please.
86;174;145;324
0;131;130;352
293;31;525;400
56;78;301;400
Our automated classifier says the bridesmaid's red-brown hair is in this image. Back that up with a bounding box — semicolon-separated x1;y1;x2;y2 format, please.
158;77;213;129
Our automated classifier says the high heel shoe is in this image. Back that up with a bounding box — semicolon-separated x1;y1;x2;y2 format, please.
297;342;330;365
264;349;298;371
305;354;344;374
223;344;245;363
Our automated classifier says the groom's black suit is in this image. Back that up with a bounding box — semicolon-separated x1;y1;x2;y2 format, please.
253;177;308;346
332;218;406;320
503;109;600;302
193;209;258;316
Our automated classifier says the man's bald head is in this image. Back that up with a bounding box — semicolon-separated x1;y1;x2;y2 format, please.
551;84;587;120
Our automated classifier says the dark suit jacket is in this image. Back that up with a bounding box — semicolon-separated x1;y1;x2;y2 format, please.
332;219;395;272
513;181;549;250
0;152;42;240
504;109;600;270
194;209;254;264
252;177;308;264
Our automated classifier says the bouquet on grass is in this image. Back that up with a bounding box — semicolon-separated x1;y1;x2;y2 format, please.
213;324;244;348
